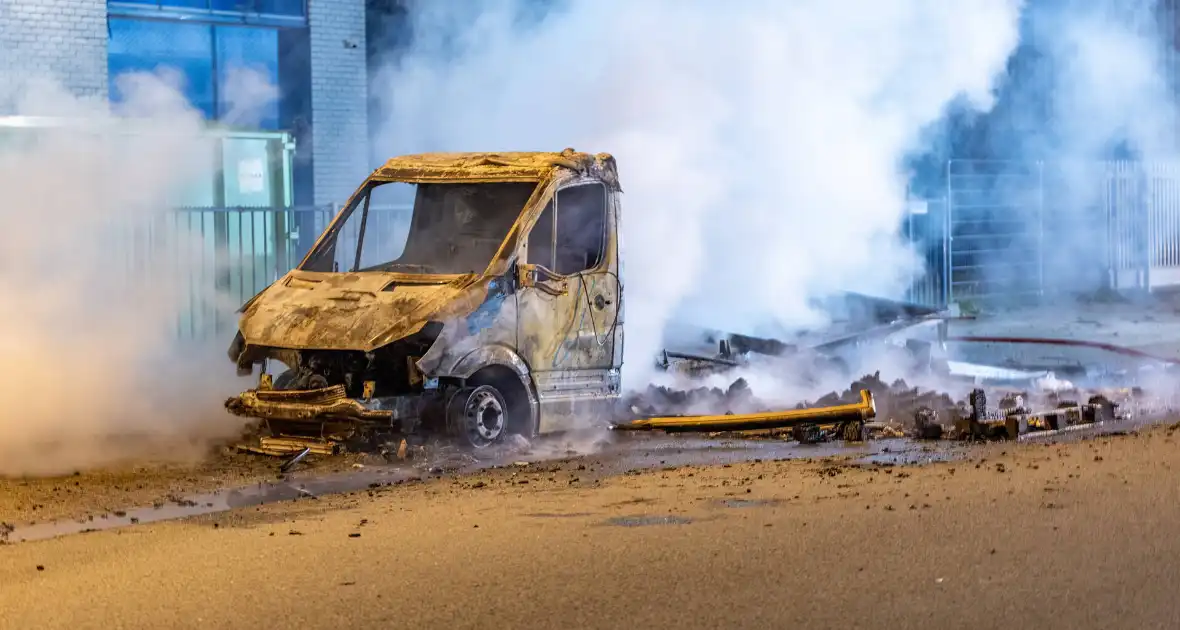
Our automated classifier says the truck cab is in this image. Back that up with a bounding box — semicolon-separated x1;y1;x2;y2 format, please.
225;149;624;451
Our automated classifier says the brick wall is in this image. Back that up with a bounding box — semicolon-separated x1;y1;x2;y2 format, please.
0;0;108;105
308;0;369;206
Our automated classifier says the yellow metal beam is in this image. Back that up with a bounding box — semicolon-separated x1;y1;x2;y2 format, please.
612;390;877;433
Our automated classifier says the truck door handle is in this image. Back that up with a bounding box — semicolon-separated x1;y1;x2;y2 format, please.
593;294;612;310
517;262;569;296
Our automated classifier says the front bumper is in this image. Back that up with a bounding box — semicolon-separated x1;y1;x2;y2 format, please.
225;384;399;425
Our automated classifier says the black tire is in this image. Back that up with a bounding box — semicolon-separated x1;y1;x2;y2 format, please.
274;369;297;390
468;366;535;439
274;369;327;390
446;384;510;450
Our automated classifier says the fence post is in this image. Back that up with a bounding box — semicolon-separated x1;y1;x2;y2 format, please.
213;208;231;334
943;159;954;307
1140;162;1152;292
1105;162;1115;292
905;187;914;303
273;209;289;280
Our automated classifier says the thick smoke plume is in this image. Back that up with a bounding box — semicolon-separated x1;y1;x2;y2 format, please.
0;71;269;477
371;0;1024;390
919;0;1180;299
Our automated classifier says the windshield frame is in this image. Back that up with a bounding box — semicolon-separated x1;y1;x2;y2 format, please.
296;176;543;277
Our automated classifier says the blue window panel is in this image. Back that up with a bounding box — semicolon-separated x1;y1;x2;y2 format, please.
108;19;215;120
114;0;211;9
109;1;306;27
210;0;255;11
209;0;304;16
214;26;281;130
256;0;305;16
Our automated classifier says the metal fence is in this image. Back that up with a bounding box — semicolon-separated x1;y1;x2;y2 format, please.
1105;161;1180;291
940;159;1180;305
111;205;335;341
139;163;1180;344
136;204;419;341
944;160;1045;305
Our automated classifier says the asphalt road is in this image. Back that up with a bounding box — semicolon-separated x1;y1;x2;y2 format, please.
2;426;1179;630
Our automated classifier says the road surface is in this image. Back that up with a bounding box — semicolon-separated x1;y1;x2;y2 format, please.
2;425;1179;629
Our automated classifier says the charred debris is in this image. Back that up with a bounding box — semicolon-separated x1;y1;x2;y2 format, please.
617;292;1160;443
619;371;1146;444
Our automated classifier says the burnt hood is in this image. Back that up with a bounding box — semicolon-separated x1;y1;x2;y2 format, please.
236;270;482;352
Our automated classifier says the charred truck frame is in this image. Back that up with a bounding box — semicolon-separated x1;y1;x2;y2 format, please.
226;150;625;451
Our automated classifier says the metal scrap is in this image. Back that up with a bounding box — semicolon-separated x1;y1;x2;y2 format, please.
611;389;876;440
237;435;341;458
954;388;1129;441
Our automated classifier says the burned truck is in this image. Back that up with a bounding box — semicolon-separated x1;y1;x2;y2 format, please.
226;150;625;451
225;149;951;454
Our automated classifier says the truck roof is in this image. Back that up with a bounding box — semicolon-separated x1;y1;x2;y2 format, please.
373;149;617;184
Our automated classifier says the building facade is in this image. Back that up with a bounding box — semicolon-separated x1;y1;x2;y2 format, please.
0;0;369;208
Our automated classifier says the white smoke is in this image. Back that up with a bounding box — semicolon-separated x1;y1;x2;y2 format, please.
0;70;272;476
919;0;1180;299
371;0;1025;390
1045;2;1175;160
1026;0;1176;295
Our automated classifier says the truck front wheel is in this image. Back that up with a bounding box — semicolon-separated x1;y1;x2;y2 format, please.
274;369;297;390
446;384;509;450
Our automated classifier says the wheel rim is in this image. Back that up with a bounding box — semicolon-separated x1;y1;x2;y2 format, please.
465;388;505;446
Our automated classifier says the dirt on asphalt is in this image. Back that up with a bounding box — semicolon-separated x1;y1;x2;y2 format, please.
0;449;375;526
0;427;976;535
2;421;1179;629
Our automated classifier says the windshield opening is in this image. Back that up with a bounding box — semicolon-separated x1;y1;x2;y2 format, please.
301;180;538;275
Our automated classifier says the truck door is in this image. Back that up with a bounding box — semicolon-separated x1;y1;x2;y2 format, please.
516;180;622;432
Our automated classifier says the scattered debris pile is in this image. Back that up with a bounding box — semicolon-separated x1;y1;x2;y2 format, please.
623;372;962;431
621;371;1168;444
948;387;1153;441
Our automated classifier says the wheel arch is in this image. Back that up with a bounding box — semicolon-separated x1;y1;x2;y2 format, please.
449;345;539;437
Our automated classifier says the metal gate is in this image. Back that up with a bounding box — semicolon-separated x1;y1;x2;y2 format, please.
945;159;1180;304
1106;161;1180;291
945;159;1045;305
1104;161;1151;291
1143;162;1180;288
